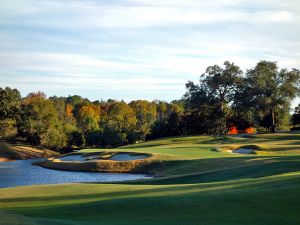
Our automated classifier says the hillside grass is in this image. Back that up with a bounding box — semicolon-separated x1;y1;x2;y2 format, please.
0;133;300;225
0;141;58;161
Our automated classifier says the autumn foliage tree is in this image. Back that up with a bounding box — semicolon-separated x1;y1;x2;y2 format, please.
77;104;101;131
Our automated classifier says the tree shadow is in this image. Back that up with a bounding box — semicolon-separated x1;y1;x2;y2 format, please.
124;155;300;185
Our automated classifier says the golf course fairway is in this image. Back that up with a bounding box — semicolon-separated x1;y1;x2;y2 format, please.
1;133;300;225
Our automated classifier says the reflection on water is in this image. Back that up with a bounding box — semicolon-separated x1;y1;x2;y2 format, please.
0;159;149;188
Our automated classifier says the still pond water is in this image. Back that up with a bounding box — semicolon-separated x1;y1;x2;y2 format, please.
0;159;148;188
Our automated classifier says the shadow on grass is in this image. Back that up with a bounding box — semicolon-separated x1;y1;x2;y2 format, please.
125;155;300;185
2;169;300;225
198;133;300;145
3;156;300;206
120;143;168;149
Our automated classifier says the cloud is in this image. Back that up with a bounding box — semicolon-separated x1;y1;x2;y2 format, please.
1;0;298;29
14;75;185;90
0;0;299;101
0;52;152;75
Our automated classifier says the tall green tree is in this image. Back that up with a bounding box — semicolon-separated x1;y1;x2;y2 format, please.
183;61;242;134
242;61;300;132
0;87;21;137
0;87;21;119
201;61;243;112
183;82;226;134
201;61;242;132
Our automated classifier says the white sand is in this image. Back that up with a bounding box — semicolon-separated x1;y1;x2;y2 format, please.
110;153;149;161
232;148;256;154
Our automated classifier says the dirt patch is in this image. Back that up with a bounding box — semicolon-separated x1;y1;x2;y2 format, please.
0;157;12;162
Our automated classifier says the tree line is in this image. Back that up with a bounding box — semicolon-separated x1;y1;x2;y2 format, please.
0;88;184;150
1;60;300;151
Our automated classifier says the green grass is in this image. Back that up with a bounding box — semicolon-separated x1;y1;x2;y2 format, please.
1;133;300;225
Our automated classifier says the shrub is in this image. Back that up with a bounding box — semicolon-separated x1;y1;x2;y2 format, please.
0;119;17;138
290;127;300;131
69;131;85;147
40;127;68;150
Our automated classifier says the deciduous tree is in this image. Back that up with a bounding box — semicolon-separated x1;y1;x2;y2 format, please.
242;61;300;132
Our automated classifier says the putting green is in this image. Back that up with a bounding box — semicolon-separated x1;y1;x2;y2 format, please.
1;133;300;225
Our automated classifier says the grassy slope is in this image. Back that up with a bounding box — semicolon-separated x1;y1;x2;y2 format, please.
0;141;58;161
0;133;300;225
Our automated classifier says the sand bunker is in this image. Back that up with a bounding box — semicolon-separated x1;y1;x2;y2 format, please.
38;151;155;174
57;153;150;162
232;148;256;154
109;153;149;161
58;154;86;162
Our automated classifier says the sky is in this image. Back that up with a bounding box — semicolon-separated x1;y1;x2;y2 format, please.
0;0;300;103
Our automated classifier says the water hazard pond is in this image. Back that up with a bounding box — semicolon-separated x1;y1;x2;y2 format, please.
0;159;149;188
